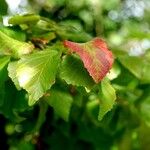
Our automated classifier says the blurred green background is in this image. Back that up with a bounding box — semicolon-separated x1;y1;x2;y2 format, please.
0;0;150;150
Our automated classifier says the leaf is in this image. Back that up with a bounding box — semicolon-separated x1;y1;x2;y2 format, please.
0;0;8;15
0;27;26;41
63;38;114;83
0;30;34;58
0;56;10;82
8;61;21;90
118;51;150;84
45;90;73;121
59;55;95;89
0;83;29;122
0;56;10;105
98;78;116;121
16;49;61;105
140;96;150;126
8;14;40;25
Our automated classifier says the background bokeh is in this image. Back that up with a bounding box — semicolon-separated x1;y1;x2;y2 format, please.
0;0;150;150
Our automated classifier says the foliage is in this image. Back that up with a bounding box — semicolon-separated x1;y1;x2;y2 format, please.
0;0;150;150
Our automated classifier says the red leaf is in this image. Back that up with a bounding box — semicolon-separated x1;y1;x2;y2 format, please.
63;38;114;83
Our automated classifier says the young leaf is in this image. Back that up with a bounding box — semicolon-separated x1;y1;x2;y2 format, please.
16;50;61;105
8;14;40;25
0;84;29;122
63;38;114;83
45;90;73;121
59;55;95;89
0;31;34;58
98;78;116;121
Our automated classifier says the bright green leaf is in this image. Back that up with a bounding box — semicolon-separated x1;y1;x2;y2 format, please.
59;55;95;89
63;38;114;83
8;61;21;90
45;90;73;121
8;14;40;25
0;27;26;41
98;78;116;121
16;50;61;105
0;30;34;58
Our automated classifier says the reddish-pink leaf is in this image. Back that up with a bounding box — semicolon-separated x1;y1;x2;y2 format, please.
63;38;114;83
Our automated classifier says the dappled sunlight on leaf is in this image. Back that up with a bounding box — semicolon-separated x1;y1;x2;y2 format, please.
16;50;61;105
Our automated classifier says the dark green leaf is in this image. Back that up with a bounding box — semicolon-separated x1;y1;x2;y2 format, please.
59;55;95;89
0;27;26;41
8;14;40;25
8;61;21;90
45;90;73;121
0;0;8;15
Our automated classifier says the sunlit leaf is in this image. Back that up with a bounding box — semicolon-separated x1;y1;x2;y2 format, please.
118;50;150;84
16;49;61;105
140;96;150;126
0;31;34;58
8;61;21;90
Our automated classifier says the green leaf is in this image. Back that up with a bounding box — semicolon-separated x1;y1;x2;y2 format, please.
140;96;150;126
0;56;10;105
0;56;10;82
45;90;73;121
59;55;95;89
118;50;150;84
0;30;34;58
0;0;8;15
98;78;116;121
0;27;26;41
16;49;61;105
8;61;21;90
8;14;40;25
